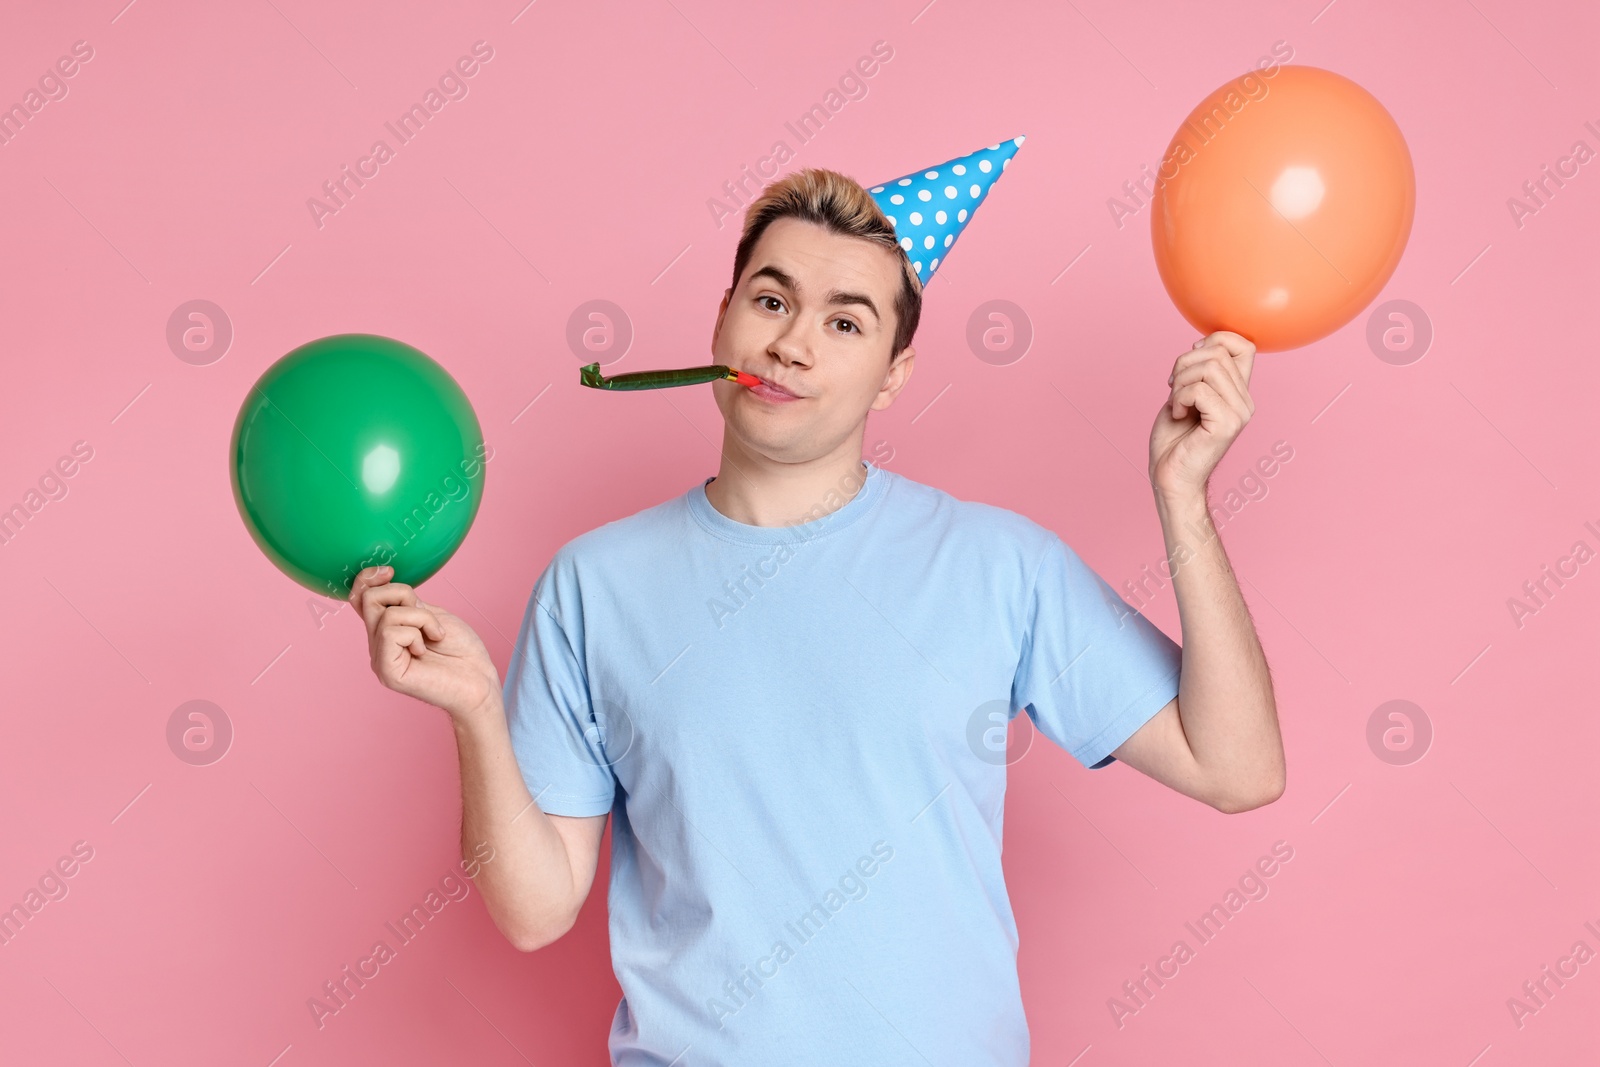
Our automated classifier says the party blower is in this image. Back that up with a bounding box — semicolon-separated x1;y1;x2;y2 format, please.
579;362;764;391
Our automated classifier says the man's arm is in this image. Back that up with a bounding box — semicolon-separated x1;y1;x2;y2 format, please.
455;693;609;950
349;566;609;949
1109;488;1284;813
1112;330;1285;814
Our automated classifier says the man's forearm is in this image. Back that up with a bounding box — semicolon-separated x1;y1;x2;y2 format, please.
1154;486;1285;809
455;696;582;949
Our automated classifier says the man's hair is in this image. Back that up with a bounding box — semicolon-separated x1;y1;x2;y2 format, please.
729;168;923;362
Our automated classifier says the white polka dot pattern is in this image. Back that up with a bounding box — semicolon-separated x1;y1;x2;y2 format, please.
867;137;1025;285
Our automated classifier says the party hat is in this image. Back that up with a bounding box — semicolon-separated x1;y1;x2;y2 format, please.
867;136;1025;285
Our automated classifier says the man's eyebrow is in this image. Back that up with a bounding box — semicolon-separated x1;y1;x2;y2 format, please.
748;265;880;325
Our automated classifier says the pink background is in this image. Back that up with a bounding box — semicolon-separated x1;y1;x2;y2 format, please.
2;0;1596;1063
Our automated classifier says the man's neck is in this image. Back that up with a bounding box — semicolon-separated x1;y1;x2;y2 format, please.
704;444;870;528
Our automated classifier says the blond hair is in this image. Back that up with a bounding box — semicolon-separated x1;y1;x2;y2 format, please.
729;168;922;361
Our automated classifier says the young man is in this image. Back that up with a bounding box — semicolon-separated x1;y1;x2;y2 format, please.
351;152;1284;1065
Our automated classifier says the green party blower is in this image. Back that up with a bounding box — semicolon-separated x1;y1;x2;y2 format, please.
580;362;763;391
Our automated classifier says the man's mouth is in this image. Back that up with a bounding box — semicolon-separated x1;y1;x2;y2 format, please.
747;376;803;403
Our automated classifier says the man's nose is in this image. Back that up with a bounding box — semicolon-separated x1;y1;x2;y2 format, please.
770;324;815;365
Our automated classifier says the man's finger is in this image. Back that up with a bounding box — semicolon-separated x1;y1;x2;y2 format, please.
1171;335;1254;395
378;620;427;661
1169;344;1241;396
1200;331;1256;385
360;580;420;635
380;605;446;644
348;566;392;609
1172;371;1247;429
1195;346;1251;409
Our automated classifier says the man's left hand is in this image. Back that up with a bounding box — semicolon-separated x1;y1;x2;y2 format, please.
1149;331;1257;500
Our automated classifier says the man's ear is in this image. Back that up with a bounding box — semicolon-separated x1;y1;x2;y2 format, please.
712;287;732;348
870;345;916;411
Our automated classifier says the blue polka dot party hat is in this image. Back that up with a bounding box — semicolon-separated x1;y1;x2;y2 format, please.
867;136;1025;285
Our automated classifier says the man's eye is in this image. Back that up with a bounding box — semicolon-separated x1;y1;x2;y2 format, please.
755;296;855;334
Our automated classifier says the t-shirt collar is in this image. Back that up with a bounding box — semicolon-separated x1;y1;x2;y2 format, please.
688;460;887;545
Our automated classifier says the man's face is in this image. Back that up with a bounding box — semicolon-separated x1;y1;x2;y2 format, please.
710;216;915;463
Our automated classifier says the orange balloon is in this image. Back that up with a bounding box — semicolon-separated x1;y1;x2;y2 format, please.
1150;65;1415;352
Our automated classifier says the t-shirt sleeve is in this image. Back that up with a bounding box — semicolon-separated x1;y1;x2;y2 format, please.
1010;533;1183;769
501;574;618;817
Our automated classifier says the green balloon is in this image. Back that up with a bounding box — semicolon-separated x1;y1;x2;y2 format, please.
230;333;485;599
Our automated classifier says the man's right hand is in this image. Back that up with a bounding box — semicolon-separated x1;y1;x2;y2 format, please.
350;566;501;722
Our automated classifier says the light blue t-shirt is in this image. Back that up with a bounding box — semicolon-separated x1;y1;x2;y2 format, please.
503;459;1182;1066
